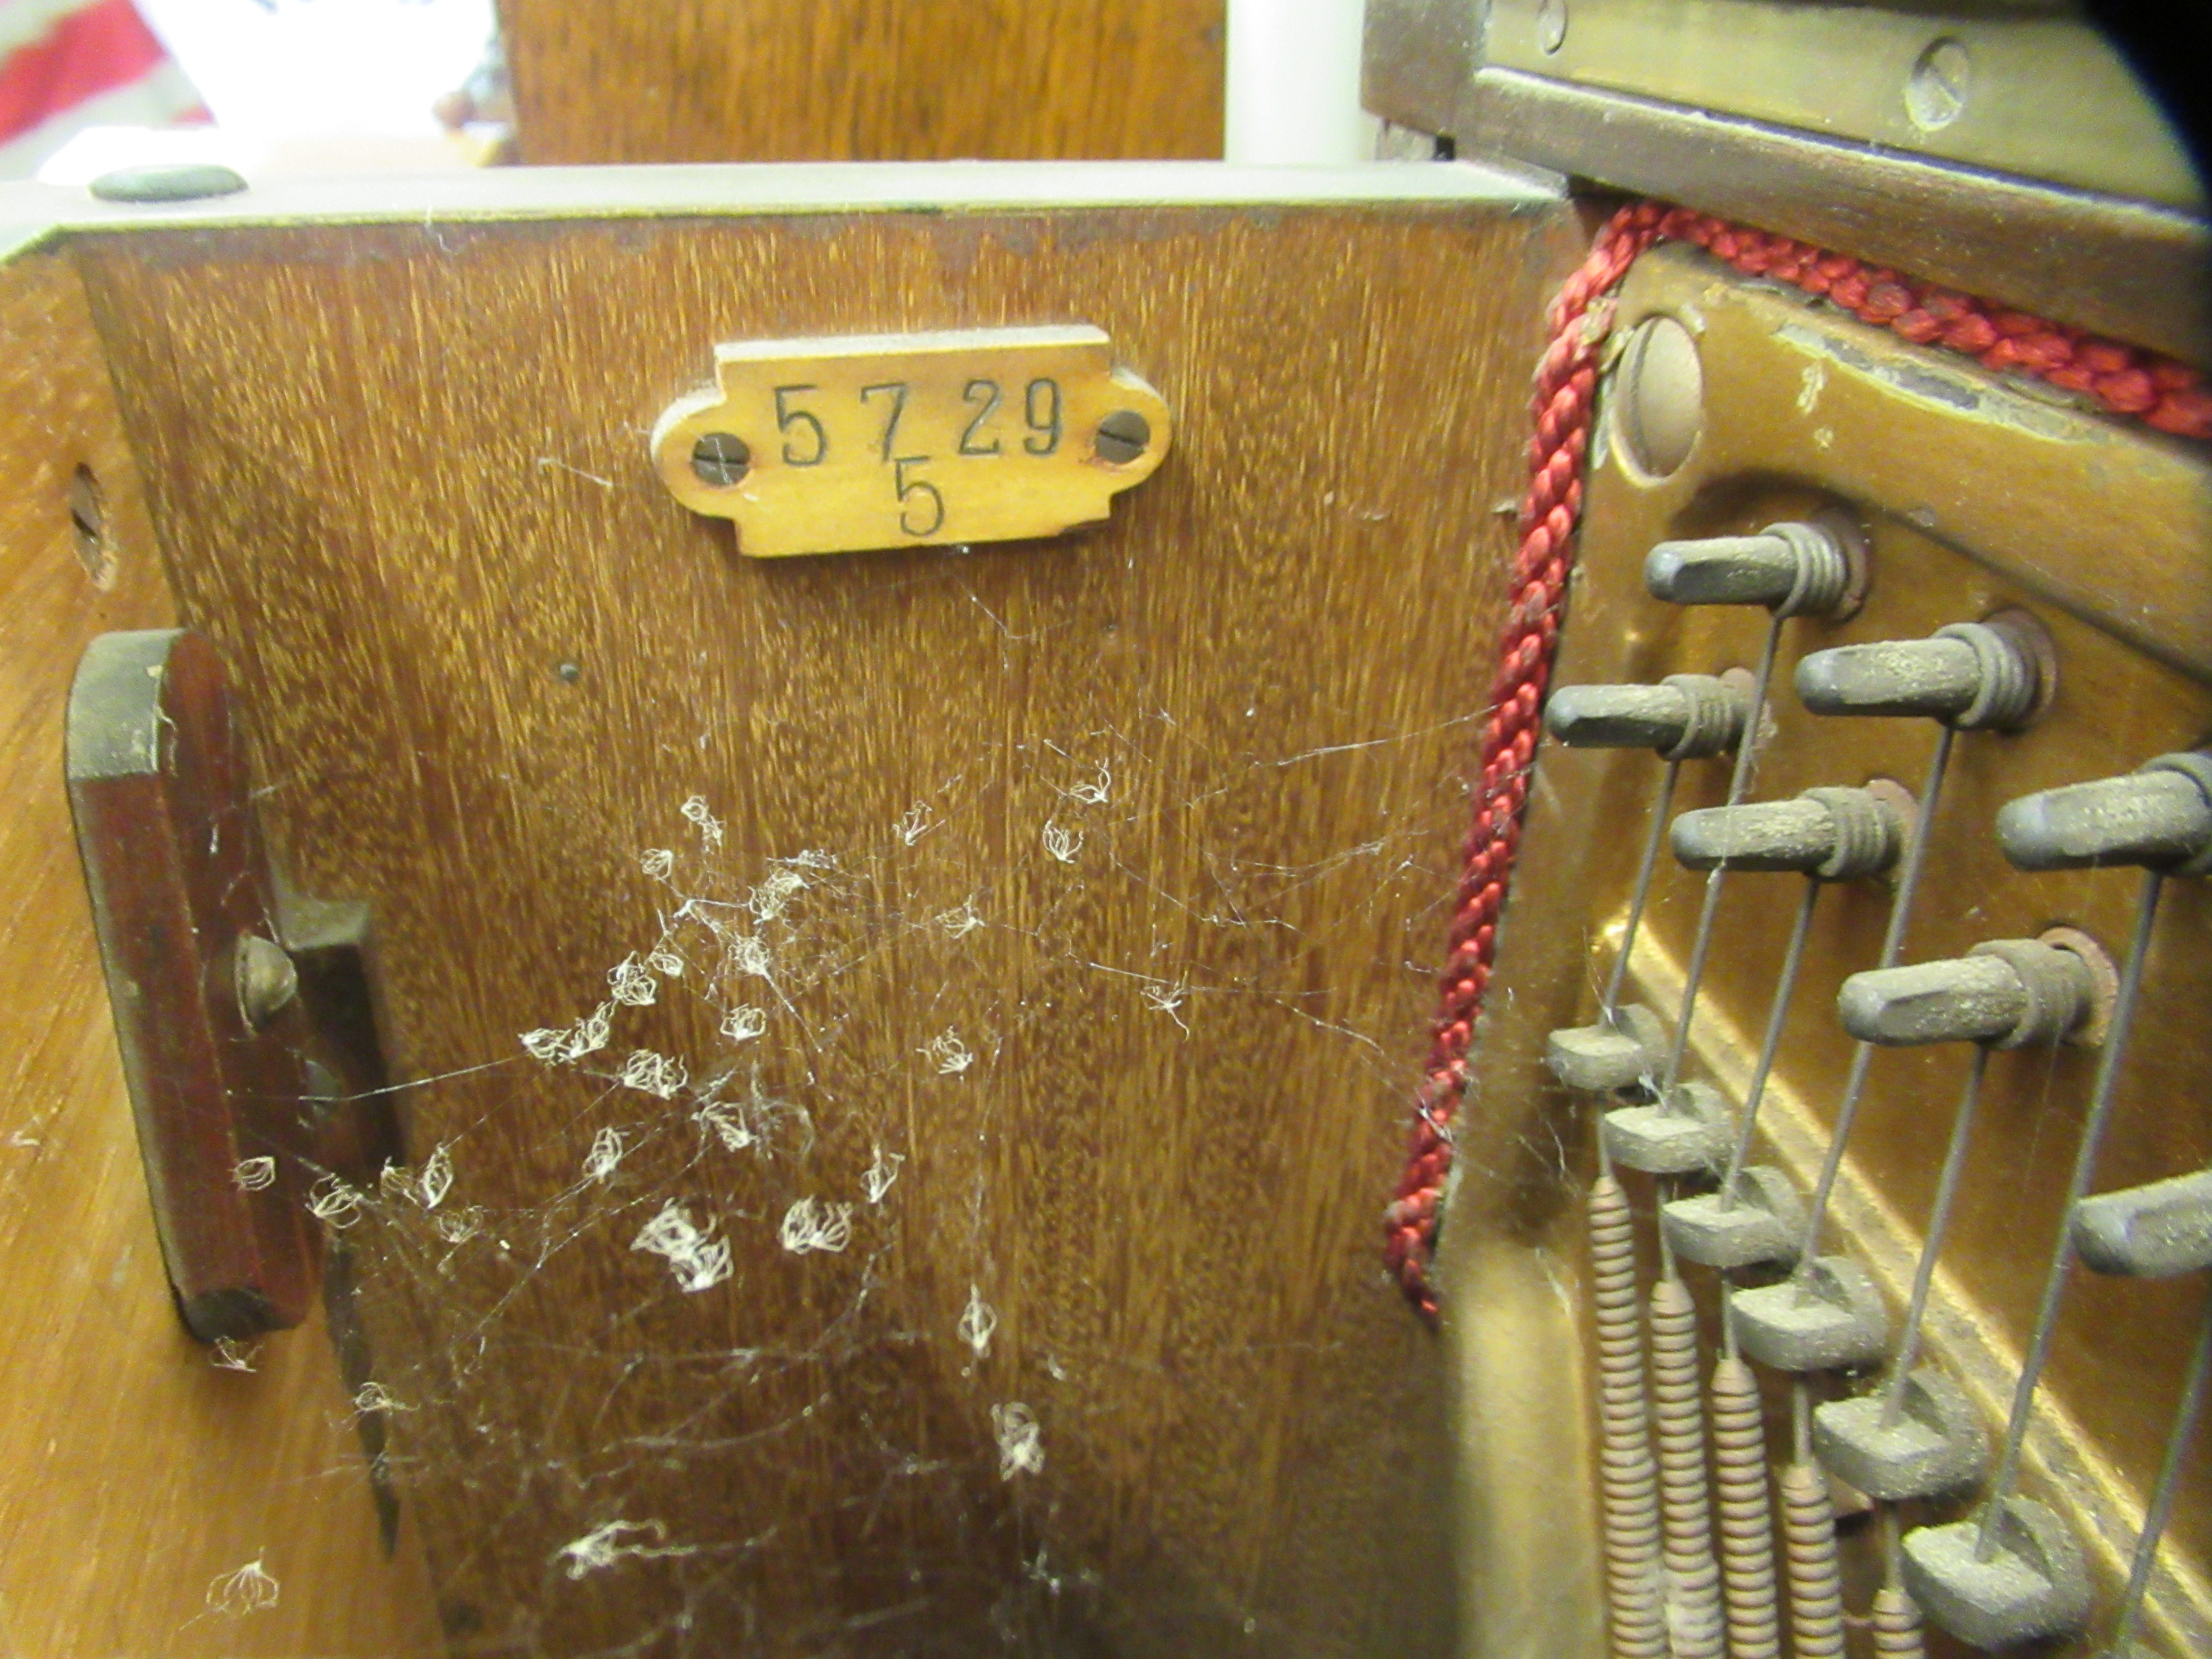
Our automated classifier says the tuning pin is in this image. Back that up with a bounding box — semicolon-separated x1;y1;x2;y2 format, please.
1644;520;1861;617
1814;1369;1985;1502
1837;936;2100;1050
2073;1169;2212;1278
1543;673;1749;760
1671;784;1905;879
1997;751;2212;875
1903;1498;2092;1648
1730;1255;1889;1371
1795;620;2042;730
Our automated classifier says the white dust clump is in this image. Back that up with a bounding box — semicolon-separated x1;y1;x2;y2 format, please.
1042;821;1084;864
720;1005;768;1042
306;1174;363;1228
607;953;660;1007
726;934;774;978
583;1126;626;1183
895;803;934;846
1142;976;1192;1033
522;1002;613;1064
639;847;674;880
353;1381;407;1414
232;1156;276;1192
937;900;984;939
861;1145;905;1204
631;1202;732;1292
924;1030;974;1075
777;1196;854;1255
647;948;684;978
415;1144;454;1209
553;1519;697;1580
958;1286;998;1359
680;794;724;850
210;1337;259;1373
1064;762;1112;805
619;1049;688;1099
694;1098;758;1154
205;1556;280;1615
746;864;809;923
991;1403;1044;1480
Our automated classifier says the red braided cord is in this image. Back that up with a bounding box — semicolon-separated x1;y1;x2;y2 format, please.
1385;202;2211;1321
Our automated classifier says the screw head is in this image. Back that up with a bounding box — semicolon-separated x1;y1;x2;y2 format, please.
235;934;298;1028
1612;314;1703;481
90;163;248;204
1906;37;1970;131
690;432;751;486
1536;0;1569;53
1094;410;1150;465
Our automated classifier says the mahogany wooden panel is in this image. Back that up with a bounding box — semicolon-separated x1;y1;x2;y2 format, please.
498;0;1227;164
74;198;1580;1655
0;252;440;1655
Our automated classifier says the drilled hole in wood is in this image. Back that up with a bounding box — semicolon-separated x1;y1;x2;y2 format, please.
69;464;114;588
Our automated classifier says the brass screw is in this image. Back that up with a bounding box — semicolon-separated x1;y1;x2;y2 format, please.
1094;410;1151;465
235;934;298;1028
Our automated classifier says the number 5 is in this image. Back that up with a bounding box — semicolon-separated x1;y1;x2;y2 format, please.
774;384;827;466
894;457;945;536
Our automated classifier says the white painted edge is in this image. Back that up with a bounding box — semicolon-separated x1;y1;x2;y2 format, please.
0;158;1560;264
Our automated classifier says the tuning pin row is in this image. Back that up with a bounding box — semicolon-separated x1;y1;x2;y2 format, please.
1899;751;2211;1652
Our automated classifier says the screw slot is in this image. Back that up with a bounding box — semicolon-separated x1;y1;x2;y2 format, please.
690;433;751;486
1906;38;1970;132
69;463;114;588
1536;0;1569;54
1094;410;1150;465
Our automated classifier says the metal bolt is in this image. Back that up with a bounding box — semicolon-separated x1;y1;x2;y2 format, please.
90;163;248;204
1836;936;2096;1050
235;934;298;1028
1996;751;2212;875
1795;619;2040;729
1536;0;1569;54
1612;315;1700;479
2074;1169;2212;1278
690;433;751;487
1543;673;1746;759
1671;785;1903;880
1906;37;1971;133
1094;410;1151;464
1644;519;1859;617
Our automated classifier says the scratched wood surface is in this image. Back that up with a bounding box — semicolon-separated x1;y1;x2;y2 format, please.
0;250;442;1655
497;0;1226;164
75;200;1579;1656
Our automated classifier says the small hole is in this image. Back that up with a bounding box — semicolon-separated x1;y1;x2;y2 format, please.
1610;317;1703;483
69;464;115;587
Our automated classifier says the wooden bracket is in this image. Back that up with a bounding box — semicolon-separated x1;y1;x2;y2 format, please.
66;629;399;1343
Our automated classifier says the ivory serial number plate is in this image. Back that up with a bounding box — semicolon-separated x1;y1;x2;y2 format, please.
651;326;1173;558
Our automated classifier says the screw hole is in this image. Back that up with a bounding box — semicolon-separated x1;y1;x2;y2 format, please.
690;433;750;487
69;464;114;588
1094;410;1150;465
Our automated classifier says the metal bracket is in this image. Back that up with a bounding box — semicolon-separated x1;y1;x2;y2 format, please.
67;629;400;1343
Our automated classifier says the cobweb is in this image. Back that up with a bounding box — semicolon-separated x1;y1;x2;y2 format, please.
243;688;1476;1657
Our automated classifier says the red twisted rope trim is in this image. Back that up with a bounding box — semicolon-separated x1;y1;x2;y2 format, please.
1385;201;2212;1322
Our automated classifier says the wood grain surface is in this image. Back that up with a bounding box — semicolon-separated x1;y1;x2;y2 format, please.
0;251;441;1655
75;199;1579;1656
497;0;1226;165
